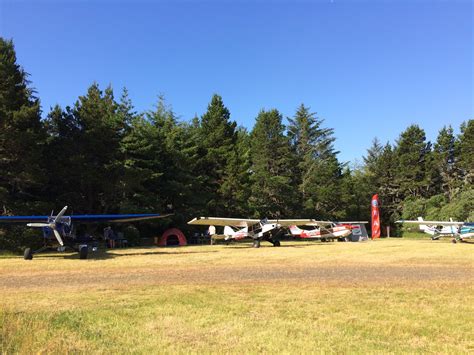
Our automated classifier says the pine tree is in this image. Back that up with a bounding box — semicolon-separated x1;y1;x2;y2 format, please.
394;125;432;199
197;94;237;215
249;109;294;217
43;105;84;209
0;38;46;213
219;127;252;216
287;104;342;218
69;83;127;212
147;95;195;213
120;115;164;212
433;125;459;200
457;119;474;186
377;143;400;225
363;138;383;183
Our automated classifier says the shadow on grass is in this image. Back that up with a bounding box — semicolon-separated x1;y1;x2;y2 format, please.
34;246;219;260
223;242;333;249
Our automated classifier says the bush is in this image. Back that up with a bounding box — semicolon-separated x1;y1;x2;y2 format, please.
123;225;140;246
0;226;44;253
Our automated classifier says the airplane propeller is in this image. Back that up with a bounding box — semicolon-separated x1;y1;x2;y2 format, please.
27;206;68;246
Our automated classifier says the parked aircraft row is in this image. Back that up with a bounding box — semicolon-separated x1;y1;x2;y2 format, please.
0;204;472;260
187;217;368;247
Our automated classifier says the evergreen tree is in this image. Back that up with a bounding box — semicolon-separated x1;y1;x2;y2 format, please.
457;119;474;185
249;109;294;217
0;38;46;213
219;127;252;216
43;105;84;209
287;104;342;218
362;140;400;229
120;115;164;211
394;125;433;199
377;143;400;226
433;125;459;200
197;94;237;215
363;137;383;186
147;95;195;213
68;83;127;212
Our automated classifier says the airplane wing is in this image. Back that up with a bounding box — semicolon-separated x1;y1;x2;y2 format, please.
70;213;172;223
267;219;334;226
396;220;464;226
0;215;50;223
335;221;369;224
188;217;260;227
0;213;171;224
188;217;335;227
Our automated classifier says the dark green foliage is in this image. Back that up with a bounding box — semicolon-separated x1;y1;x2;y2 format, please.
402;189;473;221
287;104;343;218
0;38;46;213
457;120;474;185
44;84;127;213
196;94;239;216
0;226;45;252
394;125;433;199
433;126;460;200
249;109;295;217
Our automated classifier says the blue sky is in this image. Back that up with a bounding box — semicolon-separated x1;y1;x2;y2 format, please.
1;0;472;163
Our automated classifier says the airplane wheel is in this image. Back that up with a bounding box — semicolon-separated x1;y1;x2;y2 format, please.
23;248;33;260
79;246;88;259
451;238;457;244
253;240;261;248
273;240;281;247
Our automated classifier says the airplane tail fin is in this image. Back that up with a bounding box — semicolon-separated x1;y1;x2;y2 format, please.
288;225;303;236
417;217;428;231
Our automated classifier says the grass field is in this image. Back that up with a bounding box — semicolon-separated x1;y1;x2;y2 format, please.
1;238;473;353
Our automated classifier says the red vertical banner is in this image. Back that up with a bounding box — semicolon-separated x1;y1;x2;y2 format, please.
371;194;380;239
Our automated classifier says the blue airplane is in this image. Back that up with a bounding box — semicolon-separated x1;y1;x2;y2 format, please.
0;206;171;259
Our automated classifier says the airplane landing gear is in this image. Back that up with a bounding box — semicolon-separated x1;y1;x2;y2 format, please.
23;248;33;260
253;240;261;248
79;245;88;259
451;238;457;244
271;240;281;247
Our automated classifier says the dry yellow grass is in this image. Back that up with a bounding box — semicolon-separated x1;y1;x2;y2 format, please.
1;239;473;353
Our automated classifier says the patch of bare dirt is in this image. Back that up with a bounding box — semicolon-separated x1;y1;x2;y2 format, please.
0;264;472;290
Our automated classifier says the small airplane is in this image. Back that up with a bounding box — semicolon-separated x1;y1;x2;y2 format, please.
288;221;369;242
0;206;171;259
188;217;335;247
396;217;474;243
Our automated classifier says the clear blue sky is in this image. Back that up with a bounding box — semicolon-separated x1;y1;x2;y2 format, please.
1;0;472;163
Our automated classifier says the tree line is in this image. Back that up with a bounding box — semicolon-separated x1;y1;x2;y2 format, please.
0;38;472;250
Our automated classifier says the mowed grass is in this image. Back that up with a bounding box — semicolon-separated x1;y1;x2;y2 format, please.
0;239;473;353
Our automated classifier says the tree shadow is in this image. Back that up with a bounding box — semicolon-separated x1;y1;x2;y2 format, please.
223;242;332;249
34;246;218;260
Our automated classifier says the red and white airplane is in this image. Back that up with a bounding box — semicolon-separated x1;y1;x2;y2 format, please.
188;217;333;248
288;221;368;242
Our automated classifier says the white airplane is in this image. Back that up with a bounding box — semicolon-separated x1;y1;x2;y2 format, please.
288;221;368;242
396;217;474;243
188;217;333;248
